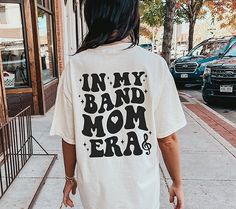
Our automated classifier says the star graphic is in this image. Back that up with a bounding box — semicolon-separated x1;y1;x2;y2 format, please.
87;148;89;151
149;131;152;135
83;143;86;147
144;89;148;94
143;79;145;82
145;75;148;78
107;77;110;79
121;140;124;144
78;95;81;98
81;100;84;104
79;78;82;82
110;82;113;85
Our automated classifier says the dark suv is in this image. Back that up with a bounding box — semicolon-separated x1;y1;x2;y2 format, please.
170;36;236;87
139;43;152;51
202;42;236;104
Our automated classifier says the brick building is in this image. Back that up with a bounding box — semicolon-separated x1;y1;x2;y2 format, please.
0;0;84;125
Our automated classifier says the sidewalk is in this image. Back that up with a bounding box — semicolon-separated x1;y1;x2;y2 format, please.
1;95;236;209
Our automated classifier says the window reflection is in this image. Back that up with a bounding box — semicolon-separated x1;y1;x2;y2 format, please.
224;43;236;57
0;3;29;88
38;8;56;84
37;0;44;6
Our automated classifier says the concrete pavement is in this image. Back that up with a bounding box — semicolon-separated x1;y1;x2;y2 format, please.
1;95;236;209
160;106;236;209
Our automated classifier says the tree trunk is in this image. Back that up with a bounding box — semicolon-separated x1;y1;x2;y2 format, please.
162;0;176;66
188;18;196;51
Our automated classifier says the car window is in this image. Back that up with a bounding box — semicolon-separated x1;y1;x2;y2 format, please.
190;41;227;57
224;43;236;57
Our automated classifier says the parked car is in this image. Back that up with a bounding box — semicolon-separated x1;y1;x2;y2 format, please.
170;36;236;87
139;43;152;51
202;42;236;104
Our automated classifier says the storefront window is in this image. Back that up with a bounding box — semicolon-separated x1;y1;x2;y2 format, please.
0;3;29;89
38;0;51;11
37;0;44;6
38;0;56;84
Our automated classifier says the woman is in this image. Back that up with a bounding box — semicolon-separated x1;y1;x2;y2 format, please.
50;1;186;209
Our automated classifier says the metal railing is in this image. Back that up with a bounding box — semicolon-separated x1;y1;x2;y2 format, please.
0;106;57;208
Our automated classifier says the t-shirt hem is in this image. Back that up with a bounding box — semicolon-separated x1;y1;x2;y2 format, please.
157;120;187;139
50;130;76;145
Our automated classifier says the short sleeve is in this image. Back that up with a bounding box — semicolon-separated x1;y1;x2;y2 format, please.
50;63;75;145
155;59;187;139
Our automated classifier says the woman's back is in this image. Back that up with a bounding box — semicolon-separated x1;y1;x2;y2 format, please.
51;42;186;209
51;1;185;208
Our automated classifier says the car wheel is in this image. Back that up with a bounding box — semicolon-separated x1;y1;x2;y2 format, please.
202;94;215;105
176;83;185;88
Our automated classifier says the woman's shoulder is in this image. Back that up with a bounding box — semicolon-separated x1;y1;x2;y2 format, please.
135;46;166;65
134;46;168;72
69;50;90;62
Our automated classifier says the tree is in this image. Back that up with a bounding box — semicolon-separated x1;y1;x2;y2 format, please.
139;0;164;42
176;0;207;51
139;25;154;40
162;0;176;65
140;0;165;27
141;0;176;65
207;0;236;29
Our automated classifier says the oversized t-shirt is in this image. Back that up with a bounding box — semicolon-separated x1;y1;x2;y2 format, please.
50;42;186;209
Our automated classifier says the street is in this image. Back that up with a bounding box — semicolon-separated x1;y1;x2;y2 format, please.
179;84;236;124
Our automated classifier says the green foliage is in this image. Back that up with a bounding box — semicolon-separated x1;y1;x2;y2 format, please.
175;0;207;24
140;0;165;27
140;0;207;26
175;7;188;24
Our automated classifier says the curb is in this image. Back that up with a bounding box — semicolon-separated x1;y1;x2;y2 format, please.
179;91;236;148
179;91;236;128
183;105;236;159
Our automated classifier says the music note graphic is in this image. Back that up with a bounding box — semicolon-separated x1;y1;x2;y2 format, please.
142;133;152;155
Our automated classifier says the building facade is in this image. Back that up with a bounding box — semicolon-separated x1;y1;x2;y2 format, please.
0;0;84;124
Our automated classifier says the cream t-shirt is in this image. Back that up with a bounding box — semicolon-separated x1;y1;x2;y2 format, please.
50;42;186;209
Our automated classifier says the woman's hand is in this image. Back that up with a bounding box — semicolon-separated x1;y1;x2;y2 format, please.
158;134;184;209
62;140;77;207
63;178;78;208
169;183;185;209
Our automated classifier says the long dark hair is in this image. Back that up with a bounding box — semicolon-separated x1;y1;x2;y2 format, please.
76;0;140;53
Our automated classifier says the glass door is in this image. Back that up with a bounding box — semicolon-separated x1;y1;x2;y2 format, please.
0;1;30;89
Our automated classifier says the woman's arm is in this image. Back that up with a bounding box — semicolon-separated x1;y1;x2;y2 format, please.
62;139;77;208
62;139;76;177
158;133;184;209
